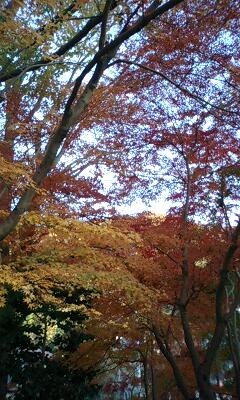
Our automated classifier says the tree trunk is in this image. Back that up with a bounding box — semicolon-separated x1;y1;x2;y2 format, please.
0;373;8;400
0;83;15;214
227;319;240;399
152;325;194;400
142;356;150;400
196;367;216;400
150;361;158;400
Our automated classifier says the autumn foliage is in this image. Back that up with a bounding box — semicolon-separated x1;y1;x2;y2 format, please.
0;1;240;399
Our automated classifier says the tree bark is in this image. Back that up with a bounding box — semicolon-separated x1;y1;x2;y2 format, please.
0;373;7;400
150;361;158;400
142;356;150;400
227;319;240;399
152;325;194;400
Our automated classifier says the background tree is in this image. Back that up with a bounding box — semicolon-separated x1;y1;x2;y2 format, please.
0;286;100;400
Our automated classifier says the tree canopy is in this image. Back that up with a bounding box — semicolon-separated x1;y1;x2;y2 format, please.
0;1;239;399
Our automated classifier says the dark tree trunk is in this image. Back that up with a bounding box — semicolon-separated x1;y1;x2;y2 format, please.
142;356;150;400
196;367;216;400
227;320;240;399
150;361;158;400
0;84;15;214
0;373;8;400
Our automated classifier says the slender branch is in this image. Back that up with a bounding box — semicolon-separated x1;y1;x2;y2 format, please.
178;156;200;375
0;3;117;83
99;0;113;50
216;218;240;322
120;4;142;33
156;246;178;264
111;59;239;115
152;324;193;400
0;181;8;202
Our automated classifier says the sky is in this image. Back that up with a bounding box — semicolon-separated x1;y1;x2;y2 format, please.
116;197;171;216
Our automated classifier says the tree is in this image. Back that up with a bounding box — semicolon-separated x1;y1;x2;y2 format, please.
73;213;236;399
0;2;240;399
76;2;239;396
0;0;185;242
0;286;100;400
0;211;143;399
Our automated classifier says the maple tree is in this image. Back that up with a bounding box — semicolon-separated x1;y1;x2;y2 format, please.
123;215;240;399
0;211;141;398
70;6;240;396
70;212;238;399
0;0;185;240
0;1;240;400
0;210;239;398
74;3;239;396
74;4;239;396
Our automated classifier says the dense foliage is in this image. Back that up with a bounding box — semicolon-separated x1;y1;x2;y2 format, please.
0;287;100;400
0;1;239;399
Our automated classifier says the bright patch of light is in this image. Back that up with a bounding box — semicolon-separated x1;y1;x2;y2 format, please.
116;197;170;216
